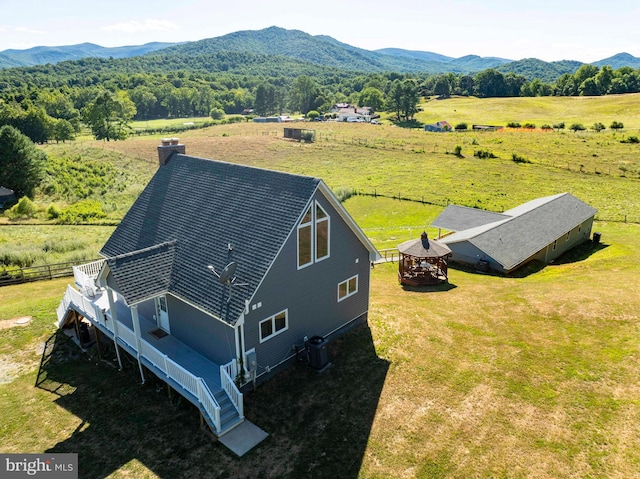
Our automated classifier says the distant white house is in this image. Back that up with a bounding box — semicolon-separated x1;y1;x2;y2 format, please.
432;193;598;274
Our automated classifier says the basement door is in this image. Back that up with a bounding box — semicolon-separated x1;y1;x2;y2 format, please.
156;296;170;333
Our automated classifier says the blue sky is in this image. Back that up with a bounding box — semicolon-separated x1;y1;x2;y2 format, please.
1;0;639;62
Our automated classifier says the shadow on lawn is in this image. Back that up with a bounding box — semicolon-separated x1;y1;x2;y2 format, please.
36;325;388;479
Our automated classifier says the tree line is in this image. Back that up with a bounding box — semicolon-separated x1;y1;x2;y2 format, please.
1;53;639;143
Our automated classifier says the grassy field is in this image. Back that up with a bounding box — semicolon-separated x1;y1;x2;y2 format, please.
1;218;639;478
415;93;640;130
129;116;215;131
1;94;639;477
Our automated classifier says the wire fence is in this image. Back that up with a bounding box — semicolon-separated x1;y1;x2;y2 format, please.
346;189;640;225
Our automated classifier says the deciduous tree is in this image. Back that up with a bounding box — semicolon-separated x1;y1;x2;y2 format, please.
0;125;46;198
83;90;136;141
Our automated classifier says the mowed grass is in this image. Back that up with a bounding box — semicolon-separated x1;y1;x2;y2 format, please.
1;220;639;478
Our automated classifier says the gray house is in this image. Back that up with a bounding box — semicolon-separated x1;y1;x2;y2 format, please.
57;139;380;438
432;193;597;274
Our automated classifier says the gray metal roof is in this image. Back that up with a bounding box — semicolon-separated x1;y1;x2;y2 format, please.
431;204;509;231
100;154;322;324
439;193;597;271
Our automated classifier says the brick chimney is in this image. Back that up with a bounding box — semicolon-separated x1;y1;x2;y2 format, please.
157;138;185;166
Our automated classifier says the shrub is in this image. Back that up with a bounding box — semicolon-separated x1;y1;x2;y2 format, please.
210;108;225;120
47;204;62;219
301;131;315;143
610;120;624;130
569;123;586;132
523;122;536;129
57;200;106;224
306;110;320;121
553;122;565;130
454;145;463;157
541;124;552;130
5;196;38;220
454;122;468;131
512;153;531;164
474;149;497;159
592;122;606;132
506;122;521;128
620;135;639;144
333;187;355;203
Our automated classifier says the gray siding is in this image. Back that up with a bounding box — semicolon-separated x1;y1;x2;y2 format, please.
165;294;236;366
244;190;371;371
542;218;594;265
448;242;492;268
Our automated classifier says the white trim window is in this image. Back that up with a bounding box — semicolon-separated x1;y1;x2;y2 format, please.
259;309;288;343
297;200;330;269
338;275;358;302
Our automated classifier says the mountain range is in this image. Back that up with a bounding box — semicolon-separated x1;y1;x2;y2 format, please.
1;26;639;82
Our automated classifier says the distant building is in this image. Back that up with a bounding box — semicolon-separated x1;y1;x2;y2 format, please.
424;121;452;132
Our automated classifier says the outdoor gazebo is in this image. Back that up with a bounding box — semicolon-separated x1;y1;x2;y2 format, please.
397;232;452;286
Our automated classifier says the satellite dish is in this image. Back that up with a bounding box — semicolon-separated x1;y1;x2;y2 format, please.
207;259;247;306
218;261;237;284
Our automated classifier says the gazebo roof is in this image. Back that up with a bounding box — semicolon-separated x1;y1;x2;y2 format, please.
398;232;452;258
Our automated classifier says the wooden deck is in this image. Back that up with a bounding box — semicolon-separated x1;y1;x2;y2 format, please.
108;300;222;389
58;287;242;435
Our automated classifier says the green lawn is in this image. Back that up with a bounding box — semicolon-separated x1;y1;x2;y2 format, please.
1;95;639;477
1;219;639;478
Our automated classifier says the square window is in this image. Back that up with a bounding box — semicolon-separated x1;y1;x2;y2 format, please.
260;321;273;340
260;310;288;342
275;312;287;331
338;275;358;302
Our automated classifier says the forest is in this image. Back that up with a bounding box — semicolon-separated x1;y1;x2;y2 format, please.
1;40;639;143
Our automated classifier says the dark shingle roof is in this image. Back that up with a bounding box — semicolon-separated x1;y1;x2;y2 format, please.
101;155;320;324
106;241;176;305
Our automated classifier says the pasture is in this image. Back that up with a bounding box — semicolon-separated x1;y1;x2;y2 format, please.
1;94;639;477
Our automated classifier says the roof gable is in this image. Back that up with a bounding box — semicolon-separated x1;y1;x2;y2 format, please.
101;155;321;324
106;241;176;305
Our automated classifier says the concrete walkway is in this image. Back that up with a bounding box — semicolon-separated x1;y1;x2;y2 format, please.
219;420;269;457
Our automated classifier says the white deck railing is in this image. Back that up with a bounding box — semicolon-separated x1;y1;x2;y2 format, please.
198;379;222;430
221;359;244;418
57;284;227;434
74;259;105;278
116;322;137;350
73;259;104;297
138;339;223;433
57;284;105;329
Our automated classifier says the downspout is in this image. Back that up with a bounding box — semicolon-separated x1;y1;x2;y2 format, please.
235;312;246;375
